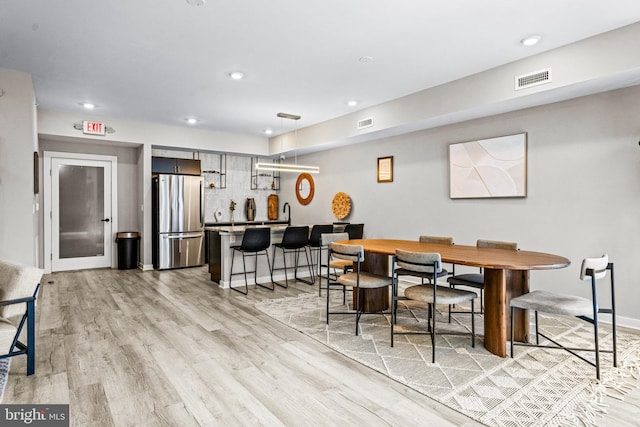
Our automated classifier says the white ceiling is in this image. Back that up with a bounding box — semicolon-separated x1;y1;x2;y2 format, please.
2;0;640;139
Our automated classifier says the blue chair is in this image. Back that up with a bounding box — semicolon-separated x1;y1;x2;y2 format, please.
0;260;43;375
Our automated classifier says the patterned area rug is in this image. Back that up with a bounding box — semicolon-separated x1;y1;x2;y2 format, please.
256;290;640;427
0;359;10;403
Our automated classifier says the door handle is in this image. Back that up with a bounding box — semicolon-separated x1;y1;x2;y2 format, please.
101;218;110;222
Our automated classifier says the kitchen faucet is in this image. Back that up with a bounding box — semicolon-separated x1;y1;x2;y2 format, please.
283;202;291;225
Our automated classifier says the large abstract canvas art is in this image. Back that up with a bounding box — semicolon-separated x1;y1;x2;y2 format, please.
449;133;527;199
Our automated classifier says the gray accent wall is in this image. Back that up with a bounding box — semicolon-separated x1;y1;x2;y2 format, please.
279;85;640;326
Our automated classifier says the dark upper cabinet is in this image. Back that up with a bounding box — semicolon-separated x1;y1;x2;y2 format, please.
152;157;201;175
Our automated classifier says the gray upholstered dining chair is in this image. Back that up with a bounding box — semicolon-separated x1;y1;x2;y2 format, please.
419;235;453;245
392;236;454;319
447;239;518;314
509;254;616;380
326;242;391;336
318;232;351;298
416;235;454;281
390;250;476;363
0;259;44;375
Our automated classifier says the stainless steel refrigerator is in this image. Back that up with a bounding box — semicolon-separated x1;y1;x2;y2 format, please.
152;174;205;269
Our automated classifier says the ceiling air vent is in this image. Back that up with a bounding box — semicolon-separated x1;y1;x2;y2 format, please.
357;117;373;130
515;68;552;90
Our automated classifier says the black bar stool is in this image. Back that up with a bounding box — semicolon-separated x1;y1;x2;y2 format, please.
271;226;314;288
344;223;364;239
228;227;273;295
308;224;334;284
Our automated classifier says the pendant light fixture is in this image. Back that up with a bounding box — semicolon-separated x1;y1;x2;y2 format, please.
256;113;320;174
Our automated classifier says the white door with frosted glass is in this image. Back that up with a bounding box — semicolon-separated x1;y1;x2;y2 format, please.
49;156;115;271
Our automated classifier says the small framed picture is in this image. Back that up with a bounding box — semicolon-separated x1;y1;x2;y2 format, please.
377;156;393;182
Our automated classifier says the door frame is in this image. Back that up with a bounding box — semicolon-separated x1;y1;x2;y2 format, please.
43;151;118;274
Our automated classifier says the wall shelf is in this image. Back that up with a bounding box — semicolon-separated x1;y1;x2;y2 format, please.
251;157;280;190
203;153;227;189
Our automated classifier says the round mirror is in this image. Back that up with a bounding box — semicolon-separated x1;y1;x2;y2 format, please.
295;173;315;205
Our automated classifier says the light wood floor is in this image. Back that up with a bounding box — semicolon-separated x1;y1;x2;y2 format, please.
4;267;640;426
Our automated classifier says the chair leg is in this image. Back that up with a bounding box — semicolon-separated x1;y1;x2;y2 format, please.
254;250;275;291
326;260;331;325
610;267;618;368
593;310;601;381
271;247;289;289
304;247;314;283
355;285;361;336
390;274;395;347
294;247;314;285
229;249;248;295
317;248;322;296
26;299;35;376
471;299;475;348
535;311;539;345
430;302;436;363
510;306;515;358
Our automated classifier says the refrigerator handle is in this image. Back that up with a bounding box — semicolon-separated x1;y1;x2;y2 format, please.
200;178;204;227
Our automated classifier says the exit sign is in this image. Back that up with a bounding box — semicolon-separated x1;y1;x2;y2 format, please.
83;121;106;136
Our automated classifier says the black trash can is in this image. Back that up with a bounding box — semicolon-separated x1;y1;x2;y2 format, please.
115;231;140;270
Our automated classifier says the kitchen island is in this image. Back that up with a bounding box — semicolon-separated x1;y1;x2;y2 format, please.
206;224;314;288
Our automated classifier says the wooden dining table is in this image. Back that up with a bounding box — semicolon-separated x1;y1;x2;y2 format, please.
340;239;571;357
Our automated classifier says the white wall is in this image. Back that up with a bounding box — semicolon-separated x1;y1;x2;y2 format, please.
281;85;640;326
38;109;268;156
0;69;38;265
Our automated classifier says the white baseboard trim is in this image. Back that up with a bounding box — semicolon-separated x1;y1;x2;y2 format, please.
598;313;640;331
139;263;154;271
219;271;314;289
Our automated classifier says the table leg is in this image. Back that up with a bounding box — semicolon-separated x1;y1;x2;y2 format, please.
483;268;529;357
361;252;389;276
353;286;390;313
352;252;390;312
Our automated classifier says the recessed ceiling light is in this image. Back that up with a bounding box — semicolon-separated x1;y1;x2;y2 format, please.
264;129;273;135
229;71;245;80
186;0;205;6
81;102;96;109
185;118;198;124
521;35;541;46
347;100;358;107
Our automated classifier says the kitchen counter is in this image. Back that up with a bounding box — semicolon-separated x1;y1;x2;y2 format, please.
206;224;313;288
205;224;290;234
204;220;289;227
